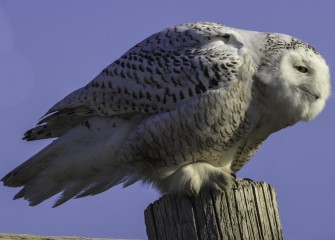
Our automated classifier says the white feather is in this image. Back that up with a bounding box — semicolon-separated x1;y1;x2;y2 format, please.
2;22;331;206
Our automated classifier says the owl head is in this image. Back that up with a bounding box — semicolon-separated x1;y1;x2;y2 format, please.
253;34;331;124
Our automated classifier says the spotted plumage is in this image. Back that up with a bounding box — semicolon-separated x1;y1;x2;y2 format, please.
2;22;331;207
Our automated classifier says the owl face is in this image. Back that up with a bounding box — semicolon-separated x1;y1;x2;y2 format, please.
279;48;330;121
255;46;330;123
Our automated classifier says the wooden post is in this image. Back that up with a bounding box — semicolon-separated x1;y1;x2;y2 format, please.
144;179;283;240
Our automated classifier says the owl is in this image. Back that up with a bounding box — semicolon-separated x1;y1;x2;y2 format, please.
2;22;331;207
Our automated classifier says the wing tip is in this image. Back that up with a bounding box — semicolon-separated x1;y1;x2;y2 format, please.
1;171;20;187
13;189;25;200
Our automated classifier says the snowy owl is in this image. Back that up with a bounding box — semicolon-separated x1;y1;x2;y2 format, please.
2;22;331;207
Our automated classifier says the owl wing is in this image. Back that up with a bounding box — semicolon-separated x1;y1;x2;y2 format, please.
24;22;250;141
3;22;260;206
231;140;264;173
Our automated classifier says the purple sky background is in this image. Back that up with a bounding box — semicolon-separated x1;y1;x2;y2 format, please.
0;1;334;239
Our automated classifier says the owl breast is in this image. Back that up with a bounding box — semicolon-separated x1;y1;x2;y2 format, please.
119;80;258;174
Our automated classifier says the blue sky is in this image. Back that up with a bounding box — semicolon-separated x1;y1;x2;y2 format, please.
0;1;334;239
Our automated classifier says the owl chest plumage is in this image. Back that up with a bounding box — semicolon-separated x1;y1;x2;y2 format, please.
119;79;258;171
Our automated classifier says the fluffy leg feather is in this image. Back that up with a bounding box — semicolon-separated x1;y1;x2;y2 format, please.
156;161;234;195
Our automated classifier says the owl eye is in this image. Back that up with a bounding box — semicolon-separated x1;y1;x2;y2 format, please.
294;65;309;73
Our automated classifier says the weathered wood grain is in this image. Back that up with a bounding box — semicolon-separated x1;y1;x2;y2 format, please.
145;179;283;240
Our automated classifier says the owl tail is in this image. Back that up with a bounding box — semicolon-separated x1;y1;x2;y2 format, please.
1;116;140;207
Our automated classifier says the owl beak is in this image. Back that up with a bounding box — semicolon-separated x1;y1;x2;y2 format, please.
299;84;320;101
